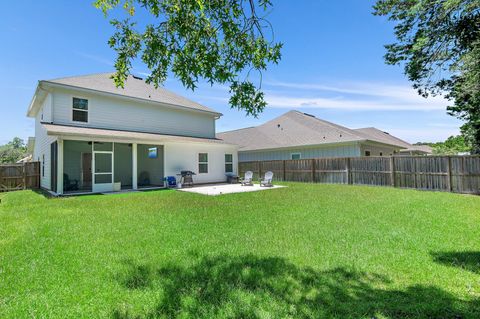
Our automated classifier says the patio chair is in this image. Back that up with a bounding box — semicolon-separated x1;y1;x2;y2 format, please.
260;171;274;187
240;171;254;186
63;173;79;191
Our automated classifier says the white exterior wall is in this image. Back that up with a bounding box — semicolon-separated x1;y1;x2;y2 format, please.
33;93;56;190
164;142;238;184
360;143;398;156
50;87;216;138
239;143;361;162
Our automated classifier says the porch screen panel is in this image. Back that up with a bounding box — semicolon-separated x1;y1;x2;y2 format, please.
95;153;112;173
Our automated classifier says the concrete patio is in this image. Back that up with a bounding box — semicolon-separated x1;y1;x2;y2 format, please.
177;183;285;196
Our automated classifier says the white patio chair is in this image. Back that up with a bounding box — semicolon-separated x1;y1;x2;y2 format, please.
260;171;274;187
240;171;254;186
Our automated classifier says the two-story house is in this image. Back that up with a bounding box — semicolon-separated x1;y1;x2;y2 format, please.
27;73;238;195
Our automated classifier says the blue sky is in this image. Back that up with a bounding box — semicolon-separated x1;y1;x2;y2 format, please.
0;0;461;145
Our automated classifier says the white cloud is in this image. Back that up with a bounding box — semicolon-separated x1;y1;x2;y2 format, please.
263;80;449;111
384;127;460;143
264;93;447;111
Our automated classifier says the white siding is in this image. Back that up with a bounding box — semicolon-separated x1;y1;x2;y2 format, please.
164;142;238;184
33;93;56;190
238;144;361;162
51;87;216;138
360;143;398;157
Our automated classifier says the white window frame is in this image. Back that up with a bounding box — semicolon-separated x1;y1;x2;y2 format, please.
225;153;233;173
71;96;89;124
291;153;301;160
198;152;208;174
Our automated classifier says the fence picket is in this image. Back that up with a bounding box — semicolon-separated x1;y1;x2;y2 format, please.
239;156;480;195
0;162;41;192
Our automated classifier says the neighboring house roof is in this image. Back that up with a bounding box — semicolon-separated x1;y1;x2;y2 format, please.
353;127;411;149
353;127;433;154
43;123;234;146
400;144;433;154
28;73;221;117
217;110;406;151
16;154;32;163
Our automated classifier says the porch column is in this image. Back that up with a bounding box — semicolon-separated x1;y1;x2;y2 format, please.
132;143;138;190
57;138;64;195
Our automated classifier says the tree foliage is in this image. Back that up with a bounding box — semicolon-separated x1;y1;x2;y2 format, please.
0;137;28;164
416;135;470;155
373;0;480;153
94;0;282;117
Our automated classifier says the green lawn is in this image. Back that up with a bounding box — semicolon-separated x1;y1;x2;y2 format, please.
1;183;479;318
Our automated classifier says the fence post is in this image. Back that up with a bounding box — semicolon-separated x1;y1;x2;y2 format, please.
346;158;351;185
447;156;452;192
412;157;417;189
22;163;27;190
311;159;316;183
390;156;396;187
258;161;262;180
283;160;286;181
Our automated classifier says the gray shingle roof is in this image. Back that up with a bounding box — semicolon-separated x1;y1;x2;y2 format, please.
43;73;220;115
353;127;411;148
217;111;406;151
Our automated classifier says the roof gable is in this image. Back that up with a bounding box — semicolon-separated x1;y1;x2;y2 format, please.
34;73;220;116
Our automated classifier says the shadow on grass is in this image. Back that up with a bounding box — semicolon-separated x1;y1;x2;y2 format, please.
113;254;479;318
432;251;480;274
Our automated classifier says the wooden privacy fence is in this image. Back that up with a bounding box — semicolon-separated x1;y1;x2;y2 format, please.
0;162;40;192
239;156;480;195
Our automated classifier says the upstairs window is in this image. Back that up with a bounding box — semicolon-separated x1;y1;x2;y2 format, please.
225;154;233;173
72;97;88;123
198;153;208;174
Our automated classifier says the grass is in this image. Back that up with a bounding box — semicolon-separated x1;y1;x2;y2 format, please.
0;183;479;318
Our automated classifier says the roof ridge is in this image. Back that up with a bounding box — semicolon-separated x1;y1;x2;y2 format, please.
45;72;115;82
286;111;365;139
217;126;256;134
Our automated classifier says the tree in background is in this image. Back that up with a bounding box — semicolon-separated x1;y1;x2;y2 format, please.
415;135;471;155
374;0;480;153
0;137;28;164
94;0;282;117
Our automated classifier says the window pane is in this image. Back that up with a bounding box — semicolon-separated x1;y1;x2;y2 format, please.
291;153;301;160
95;153;112;173
73;110;88;122
225;163;233;173
365;151;371;157
95;174;112;184
199;153;208;163
94;142;113;151
225;154;233;163
199;163;208;173
73;98;88;110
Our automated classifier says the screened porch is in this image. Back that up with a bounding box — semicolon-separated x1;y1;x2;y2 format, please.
61;140;164;194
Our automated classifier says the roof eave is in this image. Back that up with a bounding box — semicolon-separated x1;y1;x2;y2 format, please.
26;83;49;118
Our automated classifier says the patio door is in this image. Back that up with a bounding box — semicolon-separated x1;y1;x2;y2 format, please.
92;151;114;193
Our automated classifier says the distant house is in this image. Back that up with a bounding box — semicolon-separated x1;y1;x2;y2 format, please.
353;127;433;156
218;111;419;162
27;73;237;195
218;111;433;162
